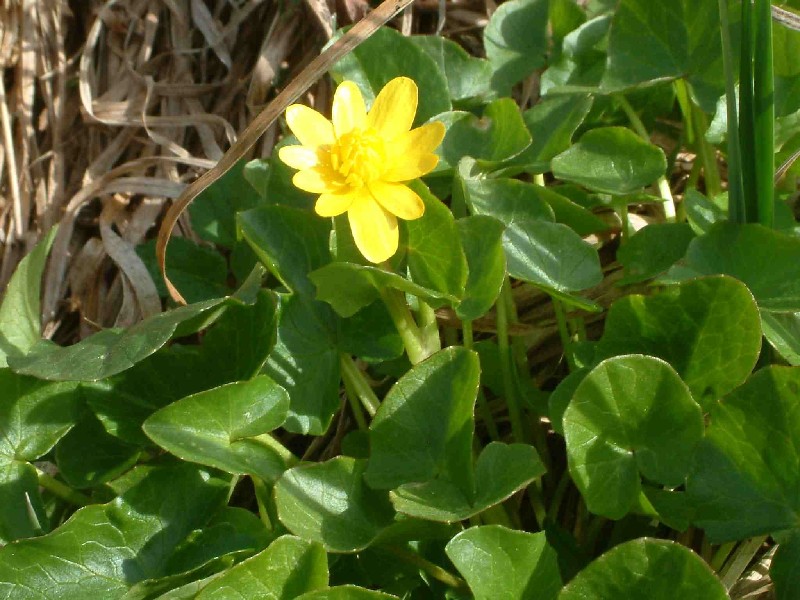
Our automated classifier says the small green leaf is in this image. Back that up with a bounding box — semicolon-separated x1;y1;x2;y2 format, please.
262;294;340;435
601;0;688;91
0;226;58;367
484;0;549;92
8;298;227;381
687;366;800;542
276;457;395;553
456;216;506;321
617;223;696;285
196;535;328;600
463;177;555;225
296;587;399;600
597;276;762;407
238;206;331;297
0;464;230;598
411;36;493;104
564;355;704;519
405;180;467;300
559;538;727;599
551;127;667;195
331;27;451;124
446;526;562;600
666;223;800;312
438;99;532;167
365;347;479;492
137;238;229;303
144;376;290;482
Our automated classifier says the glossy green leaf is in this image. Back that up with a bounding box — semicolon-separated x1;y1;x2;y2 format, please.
597;276;762;407
0;369;80;460
144;376;290;482
297;588;397;600
56;412;140;488
552;127;667;195
190;159;263;247
484;0;549;92
762;310;800;365
772;531;800;600
137;238;229;304
8;298;226;381
0;457;45;544
276;457;395;553
541;15;610;93
684;189;726;235
504;220;603;295
262;294;340;435
547;368;589;436
559;538;727;599
463;177;555;225
511;94;594;173
438;99;532;167
688;366;800;541
0;464;230;598
541;191;610;237
666;223;800;312
446;526;562;600
331;26;451;124
238;205;331;297
365;347;479;492
601;0;688;91
405;180;467;300
617;223;695;285
195;536;328;600
391;443;544;522
564;355;704;519
0;226;57;368
456;216;506;321
411;36;493;104
310;262;457;318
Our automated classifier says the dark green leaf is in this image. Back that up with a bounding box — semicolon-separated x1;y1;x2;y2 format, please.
551;127;667;195
446;526;562;600
296;587;398;600
137;238;229;304
762;310;800;365
9;298;227;381
597;276;762;407
617;223;695;285
337;301;403;363
0;457;45;544
559;538;727;599
484;0;549;92
331;27;451;124
547;368;589;436
195;535;328;599
0;226;58;367
564;355;704;519
456;216;506;321
144;376;290;482
276;457;395;553
687;366;800;541
411;36;493;104
772;531;800;600
0;464;230;598
541;15;610;93
463;177;555;225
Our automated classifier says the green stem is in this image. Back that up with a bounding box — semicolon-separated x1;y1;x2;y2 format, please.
252;477;280;531
385;545;468;591
462;319;473;349
36;468;91;507
675;79;723;197
341;364;369;430
417;300;442;355
547;468;571;522
339;354;381;417
496;279;526;443
616;94;676;221
754;0;774;227
552;297;575;371
254;434;299;468
380;287;430;364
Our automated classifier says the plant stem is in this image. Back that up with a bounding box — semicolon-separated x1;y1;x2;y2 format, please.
462;319;473;349
552;297;575;371
379;287;430;364
36;468;91;507
616;94;676;221
674;79;722;197
339;354;381;417
754;0;775;227
254;434;299;468
496;279;526;443
341;365;369;430
386;545;468;591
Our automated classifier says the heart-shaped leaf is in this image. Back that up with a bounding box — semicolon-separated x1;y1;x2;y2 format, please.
456;216;506;321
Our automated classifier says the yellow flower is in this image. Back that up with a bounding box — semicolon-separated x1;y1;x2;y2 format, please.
279;77;446;264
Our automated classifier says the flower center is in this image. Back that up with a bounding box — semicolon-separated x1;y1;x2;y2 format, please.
329;128;386;188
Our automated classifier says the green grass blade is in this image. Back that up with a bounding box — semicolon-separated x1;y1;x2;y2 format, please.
753;0;774;227
719;0;745;222
739;0;758;223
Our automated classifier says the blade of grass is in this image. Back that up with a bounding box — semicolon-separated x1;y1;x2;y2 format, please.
719;0;745;222
754;0;774;227
739;0;758;223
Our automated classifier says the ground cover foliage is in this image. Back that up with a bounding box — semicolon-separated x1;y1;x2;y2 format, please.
4;0;800;597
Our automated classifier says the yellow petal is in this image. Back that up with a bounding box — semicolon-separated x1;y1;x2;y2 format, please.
367;77;418;140
348;195;399;263
369;181;425;220
315;190;356;217
332;81;367;138
383;122;445;181
292;168;339;194
285;104;335;148
278;145;319;170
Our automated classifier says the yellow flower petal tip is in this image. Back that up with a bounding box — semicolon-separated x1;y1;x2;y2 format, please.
281;77;445;263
